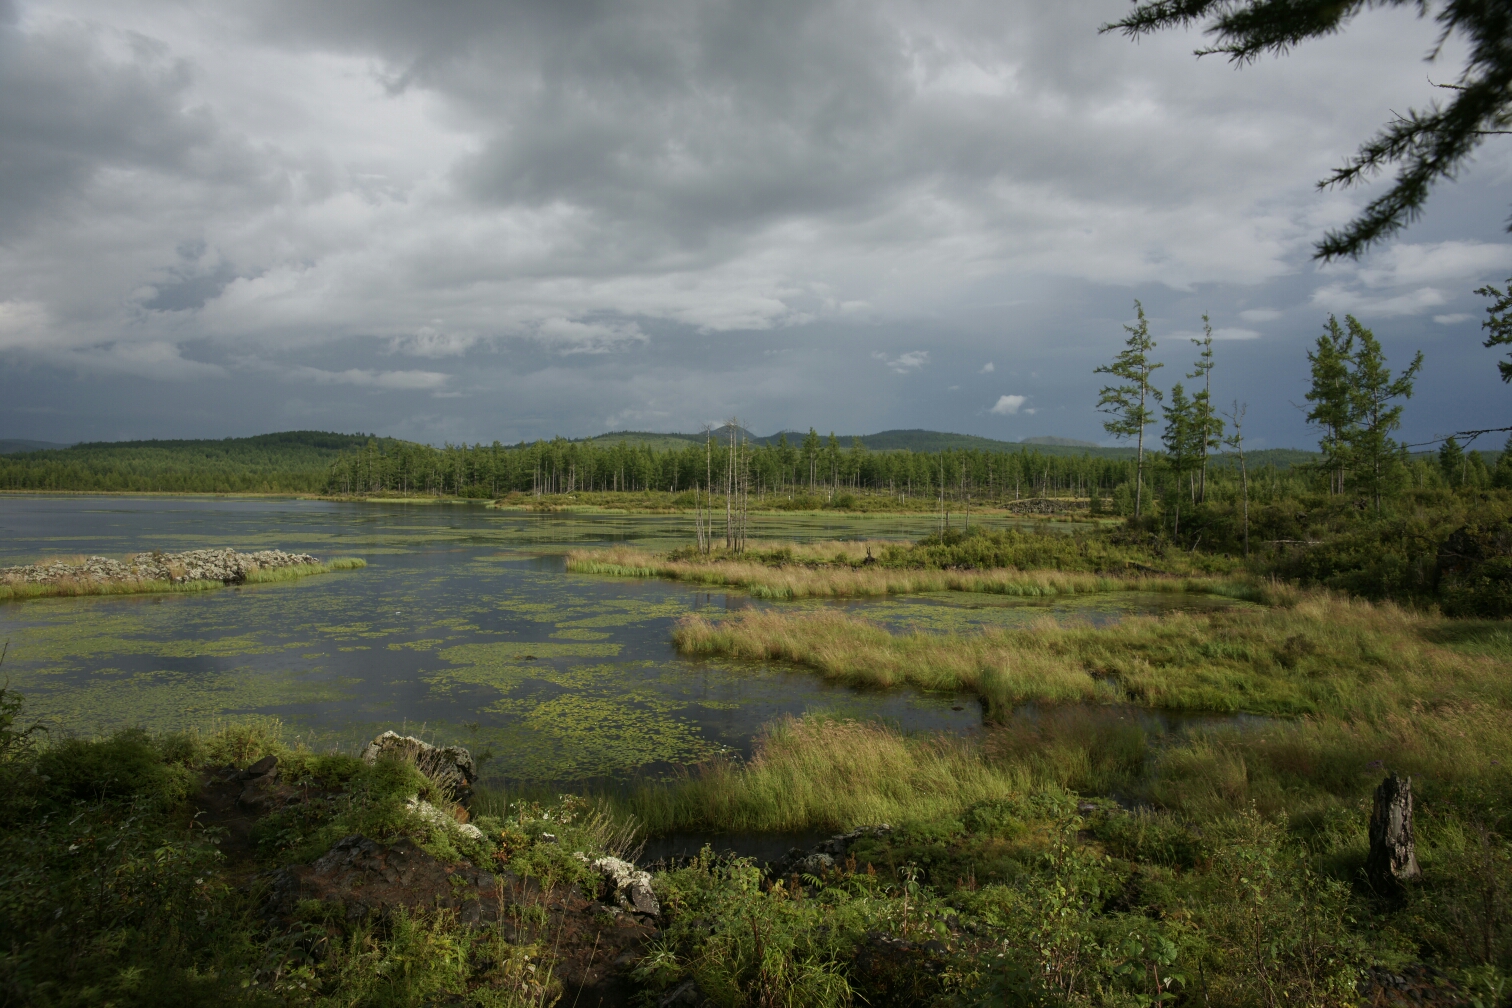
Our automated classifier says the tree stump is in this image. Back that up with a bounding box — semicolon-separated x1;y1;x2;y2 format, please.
1367;773;1421;893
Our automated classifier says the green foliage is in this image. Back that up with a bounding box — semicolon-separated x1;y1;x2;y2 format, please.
1104;0;1512;261
1479;277;1512;383
1096;300;1164;518
37;729;195;804
0;430;378;493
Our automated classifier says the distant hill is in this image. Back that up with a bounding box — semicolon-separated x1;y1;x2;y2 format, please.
0;439;73;455
1021;436;1100;448
574;427;1140;457
0;431;386;493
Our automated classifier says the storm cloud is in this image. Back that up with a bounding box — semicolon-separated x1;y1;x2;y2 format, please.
1;0;1509;447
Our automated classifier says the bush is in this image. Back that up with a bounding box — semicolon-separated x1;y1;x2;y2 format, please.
37;729;194;804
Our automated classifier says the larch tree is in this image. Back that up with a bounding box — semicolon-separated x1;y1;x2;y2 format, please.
1096;300;1164;518
1476;276;1512;382
1343;318;1424;512
1161;381;1204;538
1103;0;1512;260
1305;316;1357;495
1223;400;1251;557
1189;315;1223;502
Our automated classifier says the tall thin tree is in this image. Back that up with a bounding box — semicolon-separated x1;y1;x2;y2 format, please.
1189;315;1222;503
1343;318;1423;512
1096;300;1164;518
1222;401;1250;558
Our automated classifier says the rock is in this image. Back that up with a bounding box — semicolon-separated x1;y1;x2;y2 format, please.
1367;774;1421;893
239;754;278;780
591;855;660;916
659;977;714;1008
772;824;892;876
361;731;477;805
402;796;485;841
0;548;321;589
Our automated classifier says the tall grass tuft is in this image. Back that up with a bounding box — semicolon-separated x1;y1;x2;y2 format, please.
567;544;1246;600
630;715;1028;833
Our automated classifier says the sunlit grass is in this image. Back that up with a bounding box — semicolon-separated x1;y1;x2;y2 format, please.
566;543;1264;600
629;714;1029;833
671;593;1511;719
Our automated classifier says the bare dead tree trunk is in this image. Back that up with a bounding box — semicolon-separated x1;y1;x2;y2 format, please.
1368;774;1421;893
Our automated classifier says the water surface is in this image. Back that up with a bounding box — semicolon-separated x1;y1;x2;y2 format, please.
0;495;1253;789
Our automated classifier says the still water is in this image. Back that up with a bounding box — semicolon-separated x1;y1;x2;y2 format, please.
0;495;1254;789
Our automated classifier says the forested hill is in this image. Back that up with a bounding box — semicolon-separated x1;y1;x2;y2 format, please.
584;427;1139;457
0;431;393;493
0;426;1339;496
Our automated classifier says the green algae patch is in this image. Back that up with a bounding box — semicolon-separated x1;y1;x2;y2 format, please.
438;641;623;664
550;628;614;640
12;665;359;736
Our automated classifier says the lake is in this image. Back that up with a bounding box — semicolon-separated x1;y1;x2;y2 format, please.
0;495;1256;791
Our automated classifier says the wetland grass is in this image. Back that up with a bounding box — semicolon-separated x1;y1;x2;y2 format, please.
630;714;1027;834
671;593;1512;719
566;543;1247;600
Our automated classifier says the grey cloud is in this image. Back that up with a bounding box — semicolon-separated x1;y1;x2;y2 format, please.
0;0;1504;450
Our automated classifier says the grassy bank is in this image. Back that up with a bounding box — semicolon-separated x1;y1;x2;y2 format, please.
5;652;1510;1004
0;557;366;602
670;592;1506;719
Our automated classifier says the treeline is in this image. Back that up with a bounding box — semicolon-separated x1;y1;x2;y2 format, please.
0;432;382;494
323;433;1147;501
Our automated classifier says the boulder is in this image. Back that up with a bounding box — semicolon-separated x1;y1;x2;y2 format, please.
361;731;477;805
235;755;280;813
404;795;485;841
590;855;660;916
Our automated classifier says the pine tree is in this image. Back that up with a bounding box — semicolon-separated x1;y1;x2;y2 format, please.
1305;316;1355;495
801;428;820;490
1096;300;1163;519
1189;316;1223;503
1161;382;1202;539
1343;317;1423;512
1223;401;1250;558
1439;436;1465;488
1496;434;1512;489
1476;277;1512;383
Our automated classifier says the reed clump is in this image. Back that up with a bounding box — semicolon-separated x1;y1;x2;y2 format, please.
672;593;1511;719
567;543;1252;600
630;715;1027;833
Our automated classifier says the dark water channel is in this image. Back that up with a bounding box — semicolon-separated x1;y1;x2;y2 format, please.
0;495;1261;793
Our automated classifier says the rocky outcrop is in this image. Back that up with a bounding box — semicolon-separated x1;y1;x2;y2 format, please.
0;548;319;587
772;824;892;877
361;731;478;805
234;755;281;814
1006;497;1087;515
589;856;660;916
268;834;510;925
404;796;485;841
1367;774;1421;894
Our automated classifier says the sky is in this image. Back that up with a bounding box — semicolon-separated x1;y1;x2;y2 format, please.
1;0;1510;450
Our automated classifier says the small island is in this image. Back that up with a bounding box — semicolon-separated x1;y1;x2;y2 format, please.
0;548;365;602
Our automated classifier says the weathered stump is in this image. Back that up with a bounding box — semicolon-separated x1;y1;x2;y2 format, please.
1367;774;1421;893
